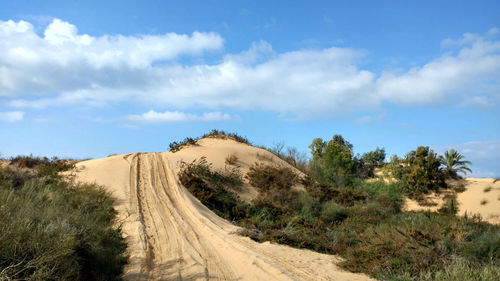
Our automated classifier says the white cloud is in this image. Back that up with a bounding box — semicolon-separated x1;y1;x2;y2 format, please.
461;95;495;108
127;110;232;123
456;141;500;161
0;111;24;122
376;37;500;105
433;140;500;162
0;18;223;96
1;18;499;119
355;111;386;125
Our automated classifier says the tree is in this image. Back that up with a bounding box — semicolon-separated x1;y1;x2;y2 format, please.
309;138;326;158
309;135;356;187
361;147;386;166
441;149;472;178
388;146;446;195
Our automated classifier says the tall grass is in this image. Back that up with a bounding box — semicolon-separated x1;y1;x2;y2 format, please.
418;258;500;281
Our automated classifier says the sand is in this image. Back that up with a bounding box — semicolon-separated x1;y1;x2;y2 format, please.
405;178;500;224
457;178;500;223
74;138;372;281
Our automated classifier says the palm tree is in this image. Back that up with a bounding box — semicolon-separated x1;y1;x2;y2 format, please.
441;149;472;177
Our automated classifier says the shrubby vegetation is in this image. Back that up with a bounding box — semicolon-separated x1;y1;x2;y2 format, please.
178;133;497;280
308;135;358;187
169;137;198;153
387;146;446;197
0;156;127;280
225;153;239;166
267;142;309;172
169;129;251;153
418;258;500;281
178;157;250;221
201;129;250;145
246;163;298;192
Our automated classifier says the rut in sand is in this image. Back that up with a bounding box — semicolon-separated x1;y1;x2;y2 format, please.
75;148;373;281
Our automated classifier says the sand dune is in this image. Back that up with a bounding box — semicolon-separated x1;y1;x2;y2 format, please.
457;178;500;223
405;178;500;224
75;139;372;281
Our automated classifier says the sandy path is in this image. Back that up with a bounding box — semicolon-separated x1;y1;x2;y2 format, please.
75;151;372;281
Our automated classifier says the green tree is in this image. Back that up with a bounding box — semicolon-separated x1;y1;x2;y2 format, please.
309;138;326;157
309;135;356;187
441;149;472;178
405;146;446;194
389;146;446;195
361;147;386;166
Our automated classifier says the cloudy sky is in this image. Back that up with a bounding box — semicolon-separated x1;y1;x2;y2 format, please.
1;0;499;177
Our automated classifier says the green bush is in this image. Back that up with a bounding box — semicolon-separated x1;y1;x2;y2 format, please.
389;146;446;196
308;135;357;187
463;231;500;262
0;160;127;281
320;200;348;223
438;197;459;215
360;181;405;214
303;179;368;206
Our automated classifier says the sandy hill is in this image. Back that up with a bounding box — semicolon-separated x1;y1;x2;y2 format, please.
405;178;500;224
74;138;372;281
168;138;305;201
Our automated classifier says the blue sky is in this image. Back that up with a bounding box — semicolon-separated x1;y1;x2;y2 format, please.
0;0;499;177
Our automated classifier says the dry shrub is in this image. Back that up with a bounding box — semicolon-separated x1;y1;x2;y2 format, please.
201;129;250;144
246;163;298;192
255;152;274;162
225;153;239;166
178;157;248;221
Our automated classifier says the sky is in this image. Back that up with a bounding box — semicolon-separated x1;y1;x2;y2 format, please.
0;0;499;177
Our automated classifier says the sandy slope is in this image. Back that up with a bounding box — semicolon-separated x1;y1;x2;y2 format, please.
74;139;372;281
405;178;500;224
168;138;305;202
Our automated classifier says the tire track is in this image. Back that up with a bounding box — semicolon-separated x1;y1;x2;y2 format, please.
130;153;238;280
129;153;155;278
